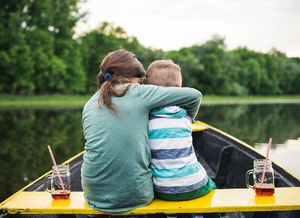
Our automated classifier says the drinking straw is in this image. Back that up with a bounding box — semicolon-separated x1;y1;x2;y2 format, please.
47;145;66;193
259;138;272;188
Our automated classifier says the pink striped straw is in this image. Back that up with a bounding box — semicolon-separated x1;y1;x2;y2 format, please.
259;138;272;188
47;145;66;193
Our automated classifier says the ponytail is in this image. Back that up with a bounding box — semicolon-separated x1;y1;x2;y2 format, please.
97;50;146;113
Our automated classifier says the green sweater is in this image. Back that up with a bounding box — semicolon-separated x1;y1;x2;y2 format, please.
81;84;201;212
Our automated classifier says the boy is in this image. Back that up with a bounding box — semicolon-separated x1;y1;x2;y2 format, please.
146;60;216;202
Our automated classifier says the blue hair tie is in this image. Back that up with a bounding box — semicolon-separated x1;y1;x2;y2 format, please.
104;72;112;80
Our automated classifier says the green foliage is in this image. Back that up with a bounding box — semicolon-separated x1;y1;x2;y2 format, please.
79;22;164;93
0;1;300;95
0;0;86;94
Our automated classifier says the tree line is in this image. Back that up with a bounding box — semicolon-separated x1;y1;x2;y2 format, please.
1;0;300;95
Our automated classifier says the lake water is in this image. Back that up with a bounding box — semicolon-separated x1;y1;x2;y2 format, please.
0;104;300;202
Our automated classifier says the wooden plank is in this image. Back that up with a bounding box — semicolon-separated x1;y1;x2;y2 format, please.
1;188;300;214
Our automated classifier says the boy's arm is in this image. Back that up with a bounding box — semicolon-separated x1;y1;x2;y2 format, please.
138;84;202;120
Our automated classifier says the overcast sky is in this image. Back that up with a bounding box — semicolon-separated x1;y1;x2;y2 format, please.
76;0;300;57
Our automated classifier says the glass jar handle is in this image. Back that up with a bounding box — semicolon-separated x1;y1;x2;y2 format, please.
44;175;52;193
246;169;254;189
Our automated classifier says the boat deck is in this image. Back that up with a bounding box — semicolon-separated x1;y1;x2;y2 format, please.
1;188;300;215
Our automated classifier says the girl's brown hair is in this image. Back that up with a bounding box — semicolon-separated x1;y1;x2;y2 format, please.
97;50;146;112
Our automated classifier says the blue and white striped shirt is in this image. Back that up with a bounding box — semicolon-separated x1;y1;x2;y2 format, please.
148;106;209;194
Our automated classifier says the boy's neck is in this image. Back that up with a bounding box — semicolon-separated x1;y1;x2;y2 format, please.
129;77;144;84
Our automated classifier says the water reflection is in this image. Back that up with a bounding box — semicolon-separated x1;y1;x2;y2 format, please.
255;138;300;178
0;108;84;201
197;104;300;146
0;104;299;202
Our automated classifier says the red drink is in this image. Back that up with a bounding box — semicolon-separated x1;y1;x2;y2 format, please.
255;185;275;196
51;190;70;199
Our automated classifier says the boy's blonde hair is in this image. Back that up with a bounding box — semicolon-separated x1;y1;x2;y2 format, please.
146;60;182;87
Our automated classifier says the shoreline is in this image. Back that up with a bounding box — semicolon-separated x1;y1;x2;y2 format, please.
0;95;300;108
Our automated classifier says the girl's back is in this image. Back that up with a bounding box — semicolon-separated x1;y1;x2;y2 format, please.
81;85;153;212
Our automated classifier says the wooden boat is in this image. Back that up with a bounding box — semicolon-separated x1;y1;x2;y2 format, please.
1;121;300;217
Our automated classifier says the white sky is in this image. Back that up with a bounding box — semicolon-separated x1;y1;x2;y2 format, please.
75;0;300;57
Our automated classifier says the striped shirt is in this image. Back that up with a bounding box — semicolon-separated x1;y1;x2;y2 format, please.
148;106;209;194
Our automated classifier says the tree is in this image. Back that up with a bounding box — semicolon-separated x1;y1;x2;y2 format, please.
1;1;300;95
0;3;34;94
79;22;164;93
0;0;86;94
